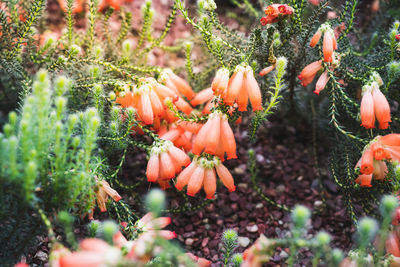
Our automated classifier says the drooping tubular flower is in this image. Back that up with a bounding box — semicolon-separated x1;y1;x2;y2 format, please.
259;65;275;77
298;60;323;87
190;87;215;114
223;65;263;111
314;71;330;95
159;69;195;100
145;77;179;103
87;178;122;219
308;0;321;6
372;82;391;129
192;111;237;160
309;24;338;62
360;81;391;129
175;155;236;198
146;140;191;189
212;68;230;96
135;212;176;240
116;84;164;125
360;85;375;129
260;4;294;25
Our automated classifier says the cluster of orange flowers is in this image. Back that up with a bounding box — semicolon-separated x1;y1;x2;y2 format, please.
115;63;265;198
296;24;394;188
298;24;339;94
360;76;391;129
260;4;294;25
355;134;400;187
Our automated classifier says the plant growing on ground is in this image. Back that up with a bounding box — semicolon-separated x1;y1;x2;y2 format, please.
1;0;400;265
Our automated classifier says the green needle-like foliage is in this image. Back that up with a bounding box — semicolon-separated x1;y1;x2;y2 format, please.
0;70;100;264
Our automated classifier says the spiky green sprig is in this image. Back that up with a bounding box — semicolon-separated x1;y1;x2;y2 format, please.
326;68;360;122
337;0;358;42
185;42;196;82
230;0;260;18
120;64;162;75
85;0;99;54
110;200;140;240
141;0;178;55
0;9;12;47
291;0;307;31
208;10;246;47
249;57;286;141
175;0;244;56
136;0;153;50
7;0;45;59
116;11;132;44
102;8;114;50
66;0;74;46
161;198;213;214
80;59;138;81
328;77;365;143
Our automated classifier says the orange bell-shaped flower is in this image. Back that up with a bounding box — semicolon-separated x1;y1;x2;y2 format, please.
146;141;191;186
175;156;236;198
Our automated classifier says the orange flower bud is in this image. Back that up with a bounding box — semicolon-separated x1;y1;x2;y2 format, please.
176;161;197;191
323;30;334;62
245;67;263;111
360;88;375;129
314;71;330;95
215;163;236;192
225;67;244;106
360;148;374;175
204;168;217;199
298;60;322;81
259;65;275;76
310;30;322;48
190;88;214;106
372;84;391;129
187;166;205;196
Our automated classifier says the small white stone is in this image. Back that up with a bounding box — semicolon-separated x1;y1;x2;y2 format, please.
246;224;258;233
238;236;250;247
